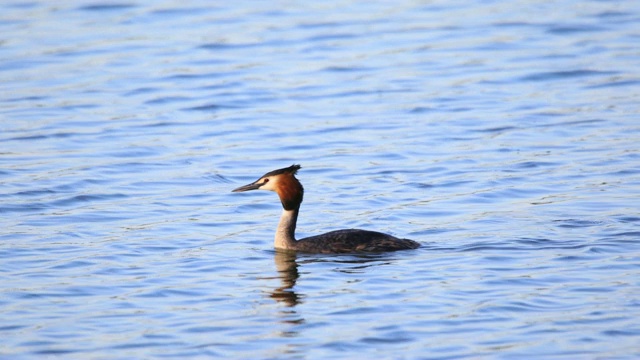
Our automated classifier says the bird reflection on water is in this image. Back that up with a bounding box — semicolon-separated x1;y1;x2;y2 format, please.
271;250;302;307
268;250;401;308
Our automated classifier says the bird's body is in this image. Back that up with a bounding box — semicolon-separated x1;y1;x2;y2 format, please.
295;229;419;254
232;165;420;254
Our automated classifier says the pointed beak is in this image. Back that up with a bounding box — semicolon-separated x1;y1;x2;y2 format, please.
232;181;262;192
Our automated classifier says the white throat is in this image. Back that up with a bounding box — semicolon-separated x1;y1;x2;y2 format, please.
275;208;298;250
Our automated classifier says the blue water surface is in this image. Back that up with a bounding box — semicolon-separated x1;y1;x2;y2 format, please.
1;0;640;358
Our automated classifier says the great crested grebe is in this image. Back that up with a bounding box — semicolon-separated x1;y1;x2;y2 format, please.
232;165;420;253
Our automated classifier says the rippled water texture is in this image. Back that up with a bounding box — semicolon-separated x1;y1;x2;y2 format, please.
2;1;640;358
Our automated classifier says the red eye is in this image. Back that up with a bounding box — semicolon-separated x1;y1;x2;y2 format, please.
263;178;269;183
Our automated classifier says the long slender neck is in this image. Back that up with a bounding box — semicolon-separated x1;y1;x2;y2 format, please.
275;206;299;250
272;174;303;250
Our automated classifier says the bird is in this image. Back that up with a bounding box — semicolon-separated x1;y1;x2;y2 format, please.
231;164;420;254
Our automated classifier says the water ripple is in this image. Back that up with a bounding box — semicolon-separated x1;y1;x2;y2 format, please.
519;70;618;82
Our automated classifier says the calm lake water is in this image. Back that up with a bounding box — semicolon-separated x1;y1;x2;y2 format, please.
2;0;640;358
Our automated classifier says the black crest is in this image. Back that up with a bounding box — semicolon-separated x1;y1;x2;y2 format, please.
263;164;301;178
